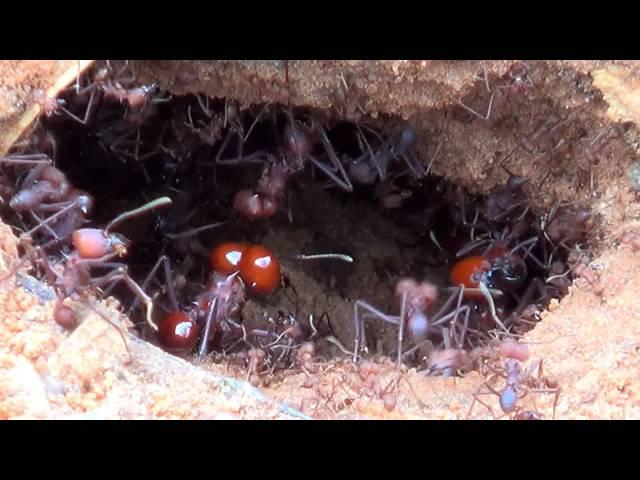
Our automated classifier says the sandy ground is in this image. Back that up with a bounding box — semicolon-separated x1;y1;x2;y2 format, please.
1;60;640;419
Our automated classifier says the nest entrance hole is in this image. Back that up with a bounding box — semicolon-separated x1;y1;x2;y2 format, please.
1;61;595;377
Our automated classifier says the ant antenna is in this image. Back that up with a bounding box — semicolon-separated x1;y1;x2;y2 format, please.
479;282;511;335
105;196;173;234
291;253;354;263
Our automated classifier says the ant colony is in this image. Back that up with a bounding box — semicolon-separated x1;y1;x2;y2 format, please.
0;61;594;394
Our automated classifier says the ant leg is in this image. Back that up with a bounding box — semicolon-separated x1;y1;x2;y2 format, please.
473;67;492;93
196;94;212;119
164;221;226;240
307;153;354;192
33;245;62;286
243;104;267;142
216;150;267;166
126;255;174;316
19;164;48;190
426;132;445;177
455;238;491;258
315;127;354;192
22;199;85;239
353;299;401;362
359;123;387;146
355;123;384;180
398;150;424;179
432;303;470;347
215;127;239;163
504;278;547;327
479;282;511;335
467;384;500;419
431;286;464;325
60;88;97;125
454;91;495;121
457;305;471;348
90;267;157;331
397;292;407;366
527;387;560;420
82;300;132;361
0;154;52;166
512;237;548;270
72;252;122;270
29;211;60;240
391;126;425;180
196;297;218;364
355;124;385;179
442;327;452;349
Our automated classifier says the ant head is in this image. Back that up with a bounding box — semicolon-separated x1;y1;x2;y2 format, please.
94;67;110;83
396;278;438;310
72;228;130;259
76;193;95;215
233;189;275;220
498;339;530;362
110;233;130;257
487;252;527;292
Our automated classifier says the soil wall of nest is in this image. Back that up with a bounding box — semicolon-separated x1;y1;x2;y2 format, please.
1;60;640;419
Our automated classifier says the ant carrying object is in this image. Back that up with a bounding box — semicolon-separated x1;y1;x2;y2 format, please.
27;197;173;346
155;241;353;363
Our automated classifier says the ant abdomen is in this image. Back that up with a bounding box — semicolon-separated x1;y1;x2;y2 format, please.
499;385;518;413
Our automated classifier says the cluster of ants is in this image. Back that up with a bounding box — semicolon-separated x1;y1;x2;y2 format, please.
0;61;596;419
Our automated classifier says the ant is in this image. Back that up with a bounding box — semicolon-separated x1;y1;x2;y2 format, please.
424;347;470;377
8;159;94;241
229;115;345;219
230;111;423;219
348;123;424;183
541;205;591;249
449;241;531;335
353;279;472;367
29;197;173;341
467;341;560;419
233;156;302;220
59;61;164;127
